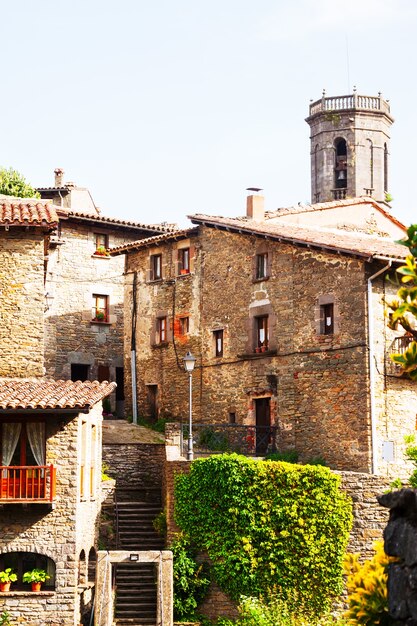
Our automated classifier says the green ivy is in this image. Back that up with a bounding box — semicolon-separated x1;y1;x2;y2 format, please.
174;454;352;617
170;534;211;620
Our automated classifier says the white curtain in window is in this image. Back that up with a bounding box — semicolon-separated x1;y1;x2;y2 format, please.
2;423;22;466
27;423;45;466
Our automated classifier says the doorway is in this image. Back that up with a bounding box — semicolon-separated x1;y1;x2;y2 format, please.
146;385;159;422
255;397;270;456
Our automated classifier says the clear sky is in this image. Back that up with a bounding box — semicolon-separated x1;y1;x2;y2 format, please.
2;0;416;228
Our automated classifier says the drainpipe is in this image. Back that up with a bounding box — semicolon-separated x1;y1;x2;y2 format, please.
367;261;392;474
131;272;138;425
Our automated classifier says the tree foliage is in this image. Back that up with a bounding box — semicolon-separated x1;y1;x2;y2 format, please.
387;225;417;379
0;167;40;198
174;454;352;617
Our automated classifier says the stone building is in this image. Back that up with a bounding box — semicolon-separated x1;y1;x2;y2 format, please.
38;170;175;416
112;201;416;477
0;199;116;624
306;90;393;203
110;91;414;477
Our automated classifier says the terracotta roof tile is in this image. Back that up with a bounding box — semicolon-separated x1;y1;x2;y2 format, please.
110;227;199;255
57;209;177;233
0;198;58;227
189;214;407;260
265;197;406;230
0;379;116;411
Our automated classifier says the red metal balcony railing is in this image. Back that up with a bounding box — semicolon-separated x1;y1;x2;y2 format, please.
0;465;56;503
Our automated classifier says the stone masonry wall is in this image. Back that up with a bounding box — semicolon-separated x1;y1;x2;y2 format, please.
44;221;142;413
164;460;390;621
0;230;45;377
102;442;165;490
125;226;374;472
0;405;103;626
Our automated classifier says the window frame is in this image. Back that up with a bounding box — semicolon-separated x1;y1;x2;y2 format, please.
255;252;268;280
213;329;224;357
321;302;334;335
178;316;190;337
150;254;162;281
92;294;109;323
94;233;109;255
178;247;190;275
255;315;269;350
157;316;168;344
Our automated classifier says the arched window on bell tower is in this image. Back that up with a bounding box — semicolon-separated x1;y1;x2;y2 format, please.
334;138;347;198
384;143;389;193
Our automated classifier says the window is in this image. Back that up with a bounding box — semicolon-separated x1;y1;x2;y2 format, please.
229;412;236;424
255;253;268;280
334;138;347;189
94;233;109;255
157;317;168;343
0;552;55;590
150;254;162;281
321;303;334;335
71;364;90;382
213;329;224;357
178;248;190;274
255;315;269;350
179;316;189;336
92;294;108;322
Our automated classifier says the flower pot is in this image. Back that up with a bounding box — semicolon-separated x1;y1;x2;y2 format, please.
180;269;189;275
255;347;261;353
31;582;42;592
0;582;11;592
261;346;267;352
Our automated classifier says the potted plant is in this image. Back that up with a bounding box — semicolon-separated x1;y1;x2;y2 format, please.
23;569;50;592
95;311;105;322
0;569;17;592
94;246;109;257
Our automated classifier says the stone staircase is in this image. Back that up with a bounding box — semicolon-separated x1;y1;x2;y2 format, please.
114;489;165;626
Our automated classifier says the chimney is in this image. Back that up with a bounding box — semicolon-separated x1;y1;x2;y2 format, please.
246;188;265;221
54;168;64;187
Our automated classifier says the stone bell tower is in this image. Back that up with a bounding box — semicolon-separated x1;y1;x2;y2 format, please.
305;89;394;204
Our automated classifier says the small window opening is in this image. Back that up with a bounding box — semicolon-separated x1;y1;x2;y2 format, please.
151;254;162;280
255;315;269;350
157;317;168;343
178;248;190;274
179;317;189;336
334;138;347;189
92;294;109;322
213;329;224;357
94;233;108;255
229;412;236;424
255;253;268;280
321;303;334;335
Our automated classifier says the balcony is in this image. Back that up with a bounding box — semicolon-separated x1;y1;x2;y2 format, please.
181;423;278;457
386;336;414;377
0;465;56;503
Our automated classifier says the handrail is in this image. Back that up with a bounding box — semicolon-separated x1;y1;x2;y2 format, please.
0;465;56;502
309;93;391;117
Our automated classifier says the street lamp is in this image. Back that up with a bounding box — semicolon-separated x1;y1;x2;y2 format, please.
183;351;196;461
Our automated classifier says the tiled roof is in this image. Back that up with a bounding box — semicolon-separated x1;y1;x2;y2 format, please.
0;198;58;227
265;197;406;230
58;209;177;233
110;227;199;255
189;214;407;260
0;379;116;411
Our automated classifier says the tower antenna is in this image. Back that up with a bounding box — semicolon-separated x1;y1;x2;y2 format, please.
346;34;351;93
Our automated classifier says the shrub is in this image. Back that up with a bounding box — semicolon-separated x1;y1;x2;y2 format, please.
344;541;396;625
175;454;352;617
170;534;210;620
216;594;349;625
